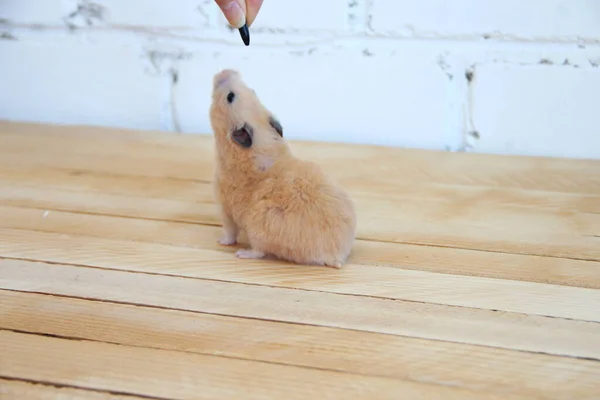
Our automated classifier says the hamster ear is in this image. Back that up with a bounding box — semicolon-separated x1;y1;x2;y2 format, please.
269;116;283;137
231;124;253;148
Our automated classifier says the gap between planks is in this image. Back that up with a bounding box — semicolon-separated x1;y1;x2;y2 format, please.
1;167;599;251
3;111;598;396
2;290;600;399
2;120;599;195
1;204;600;289
0;330;537;400
1;259;599;360
1;165;599;214
1;182;598;262
0;379;159;400
0;195;600;262
1;121;599;262
1;227;600;322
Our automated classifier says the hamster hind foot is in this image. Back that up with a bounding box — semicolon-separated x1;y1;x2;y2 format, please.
321;256;344;269
235;249;266;259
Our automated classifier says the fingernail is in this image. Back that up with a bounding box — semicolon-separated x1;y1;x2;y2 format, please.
223;1;245;29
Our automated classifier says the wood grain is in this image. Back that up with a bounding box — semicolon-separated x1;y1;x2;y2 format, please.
1;227;599;321
0;380;150;400
0;185;221;225
0;167;214;201
2;205;599;289
2;124;599;260
2;259;599;359
2;120;599;195
1;330;532;400
2;165;600;239
3;290;600;399
2;163;600;214
2;120;600;399
1;182;599;261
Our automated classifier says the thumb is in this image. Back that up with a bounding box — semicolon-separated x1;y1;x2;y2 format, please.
215;0;247;29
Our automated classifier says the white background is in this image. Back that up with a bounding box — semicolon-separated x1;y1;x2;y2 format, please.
1;0;599;159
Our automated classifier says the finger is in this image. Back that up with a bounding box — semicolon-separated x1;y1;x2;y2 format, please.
245;0;264;27
214;0;247;29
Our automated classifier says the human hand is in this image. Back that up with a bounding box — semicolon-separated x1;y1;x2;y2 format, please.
214;0;264;29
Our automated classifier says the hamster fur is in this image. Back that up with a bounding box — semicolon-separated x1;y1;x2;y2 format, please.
209;69;356;268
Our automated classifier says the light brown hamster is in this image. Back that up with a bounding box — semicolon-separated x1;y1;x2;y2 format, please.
209;69;357;268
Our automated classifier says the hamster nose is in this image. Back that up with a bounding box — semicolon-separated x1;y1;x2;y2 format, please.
213;69;239;89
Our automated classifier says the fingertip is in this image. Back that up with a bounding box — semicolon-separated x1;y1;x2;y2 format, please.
215;0;247;28
245;0;264;27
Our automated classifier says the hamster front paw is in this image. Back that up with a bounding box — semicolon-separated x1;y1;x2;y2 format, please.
218;235;237;245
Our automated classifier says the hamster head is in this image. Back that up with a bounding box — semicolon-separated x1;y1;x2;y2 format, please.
209;69;286;157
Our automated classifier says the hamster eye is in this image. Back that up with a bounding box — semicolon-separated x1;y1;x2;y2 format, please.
227;92;235;103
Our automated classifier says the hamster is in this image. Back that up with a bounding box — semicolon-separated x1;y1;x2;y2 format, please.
209;69;356;268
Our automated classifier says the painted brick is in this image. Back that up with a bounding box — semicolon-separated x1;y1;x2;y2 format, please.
0;0;214;29
470;63;600;159
0;0;65;25
370;0;600;40
174;47;451;150
91;0;210;28
0;41;164;131
2;0;600;160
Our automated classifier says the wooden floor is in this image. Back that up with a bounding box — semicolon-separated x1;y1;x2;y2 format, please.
0;120;599;399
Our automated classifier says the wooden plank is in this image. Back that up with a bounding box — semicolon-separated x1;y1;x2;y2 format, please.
0;125;199;160
3;290;600;400
1;183;599;261
2;163;600;214
2;120;599;195
0;148;203;180
0;167;214;201
0;185;221;225
1;330;529;400
2;156;599;233
2;122;600;260
1;166;599;239
0;147;203;181
0;120;191;142
4;150;600;218
354;196;600;260
0;379;149;400
1;228;599;322
1;259;599;359
2;205;599;289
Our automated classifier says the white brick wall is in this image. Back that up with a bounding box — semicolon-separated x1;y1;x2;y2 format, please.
1;0;599;158
251;0;348;31
371;0;600;39
472;64;600;159
0;40;164;130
